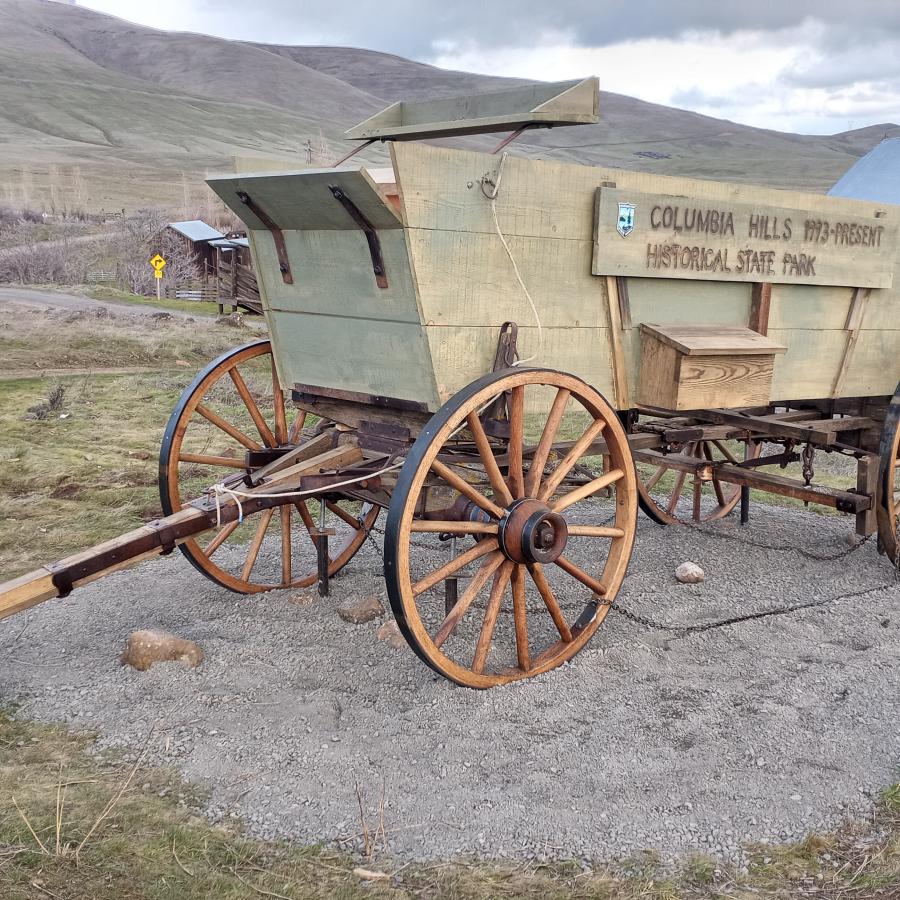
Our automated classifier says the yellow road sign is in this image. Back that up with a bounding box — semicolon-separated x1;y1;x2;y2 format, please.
154;269;164;280
149;253;167;271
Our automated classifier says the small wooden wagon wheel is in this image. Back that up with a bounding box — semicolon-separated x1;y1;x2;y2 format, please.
877;382;900;565
159;339;378;593
634;428;760;526
383;368;637;688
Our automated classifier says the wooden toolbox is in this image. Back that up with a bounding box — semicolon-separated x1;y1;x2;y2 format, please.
638;324;787;411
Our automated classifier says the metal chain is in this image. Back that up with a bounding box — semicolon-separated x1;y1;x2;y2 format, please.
686;524;874;562
801;442;815;486
599;578;890;637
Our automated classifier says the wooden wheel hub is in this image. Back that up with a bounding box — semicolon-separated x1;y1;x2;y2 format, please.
499;498;568;564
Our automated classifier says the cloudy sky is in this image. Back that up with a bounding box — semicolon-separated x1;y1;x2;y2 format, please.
77;1;900;135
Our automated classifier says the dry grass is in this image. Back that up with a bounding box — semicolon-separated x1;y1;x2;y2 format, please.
0;301;254;374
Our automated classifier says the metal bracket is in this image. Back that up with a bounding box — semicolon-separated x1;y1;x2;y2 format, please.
147;520;178;556
235;190;294;284
45;561;74;599
328;185;388;288
492;321;519;370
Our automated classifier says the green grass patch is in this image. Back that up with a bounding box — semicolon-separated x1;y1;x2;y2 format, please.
0;373;193;577
86;285;224;317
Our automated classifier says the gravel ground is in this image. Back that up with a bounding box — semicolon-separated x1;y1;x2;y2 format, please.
1;503;898;867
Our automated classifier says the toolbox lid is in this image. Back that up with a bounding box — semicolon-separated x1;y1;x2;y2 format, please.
640;324;788;356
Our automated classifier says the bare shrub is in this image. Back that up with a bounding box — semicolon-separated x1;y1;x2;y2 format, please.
0;240;98;285
24;384;67;421
47;384;67;412
112;208;199;295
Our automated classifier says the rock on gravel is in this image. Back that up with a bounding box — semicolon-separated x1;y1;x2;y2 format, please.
376;620;406;650
1;503;898;867
120;629;203;671
675;561;705;584
337;595;384;624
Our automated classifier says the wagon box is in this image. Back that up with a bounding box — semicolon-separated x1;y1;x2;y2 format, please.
2;76;900;689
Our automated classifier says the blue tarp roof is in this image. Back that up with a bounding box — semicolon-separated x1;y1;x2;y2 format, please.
828;138;900;205
168;220;224;242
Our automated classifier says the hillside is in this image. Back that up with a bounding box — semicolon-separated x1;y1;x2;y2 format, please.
0;0;897;212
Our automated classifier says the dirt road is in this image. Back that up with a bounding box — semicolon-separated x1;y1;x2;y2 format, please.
0;286;197;318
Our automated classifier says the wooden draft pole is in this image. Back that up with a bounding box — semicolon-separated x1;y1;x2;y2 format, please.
0;445;363;621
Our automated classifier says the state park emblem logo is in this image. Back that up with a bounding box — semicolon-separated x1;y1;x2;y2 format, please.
617;202;636;238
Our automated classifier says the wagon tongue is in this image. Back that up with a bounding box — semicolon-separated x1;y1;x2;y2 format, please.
0;442;365;620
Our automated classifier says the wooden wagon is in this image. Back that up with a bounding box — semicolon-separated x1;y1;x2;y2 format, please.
2;78;898;688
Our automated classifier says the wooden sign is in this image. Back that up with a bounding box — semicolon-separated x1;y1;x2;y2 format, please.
593;188;894;288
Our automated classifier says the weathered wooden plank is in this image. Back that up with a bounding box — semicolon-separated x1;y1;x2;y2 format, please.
423;325;615;406
749;282;772;335
345;78;599;141
404;228;604;328
208;169;402;232
832;288;871;397
394;143;882;240
605;276;630;408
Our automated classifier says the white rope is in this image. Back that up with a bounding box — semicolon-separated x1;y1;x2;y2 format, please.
483;152;543;364
209;460;406;529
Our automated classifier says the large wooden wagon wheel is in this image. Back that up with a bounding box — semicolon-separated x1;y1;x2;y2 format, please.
633;426;760;525
159;339;378;593
877;382;900;565
384;368;638;688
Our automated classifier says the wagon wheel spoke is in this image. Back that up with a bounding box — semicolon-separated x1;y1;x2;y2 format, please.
430;459;504;519
527;563;573;642
280;505;292;584
229;366;277;448
466;411;513;506
511;565;530;671
289;410;308;444
551;468;624;513
433;552;505;648
712;439;741;465
203;520;240;558
177;452;246;469
412;539;499;596
241;508;275;581
409;520;499;535
326;500;363;529
554;555;607;597
666;469;689;516
524;388;571;497
702;442;727;507
293;500;319;547
195;403;261;451
566;524;625;538
472;561;514;673
645;462;668;492
506;385;525;499
538;418;606;501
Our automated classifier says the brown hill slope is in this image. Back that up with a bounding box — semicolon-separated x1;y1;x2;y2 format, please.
0;0;895;212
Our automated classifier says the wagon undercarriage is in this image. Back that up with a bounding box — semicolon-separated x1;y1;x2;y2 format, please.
2;332;898;688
